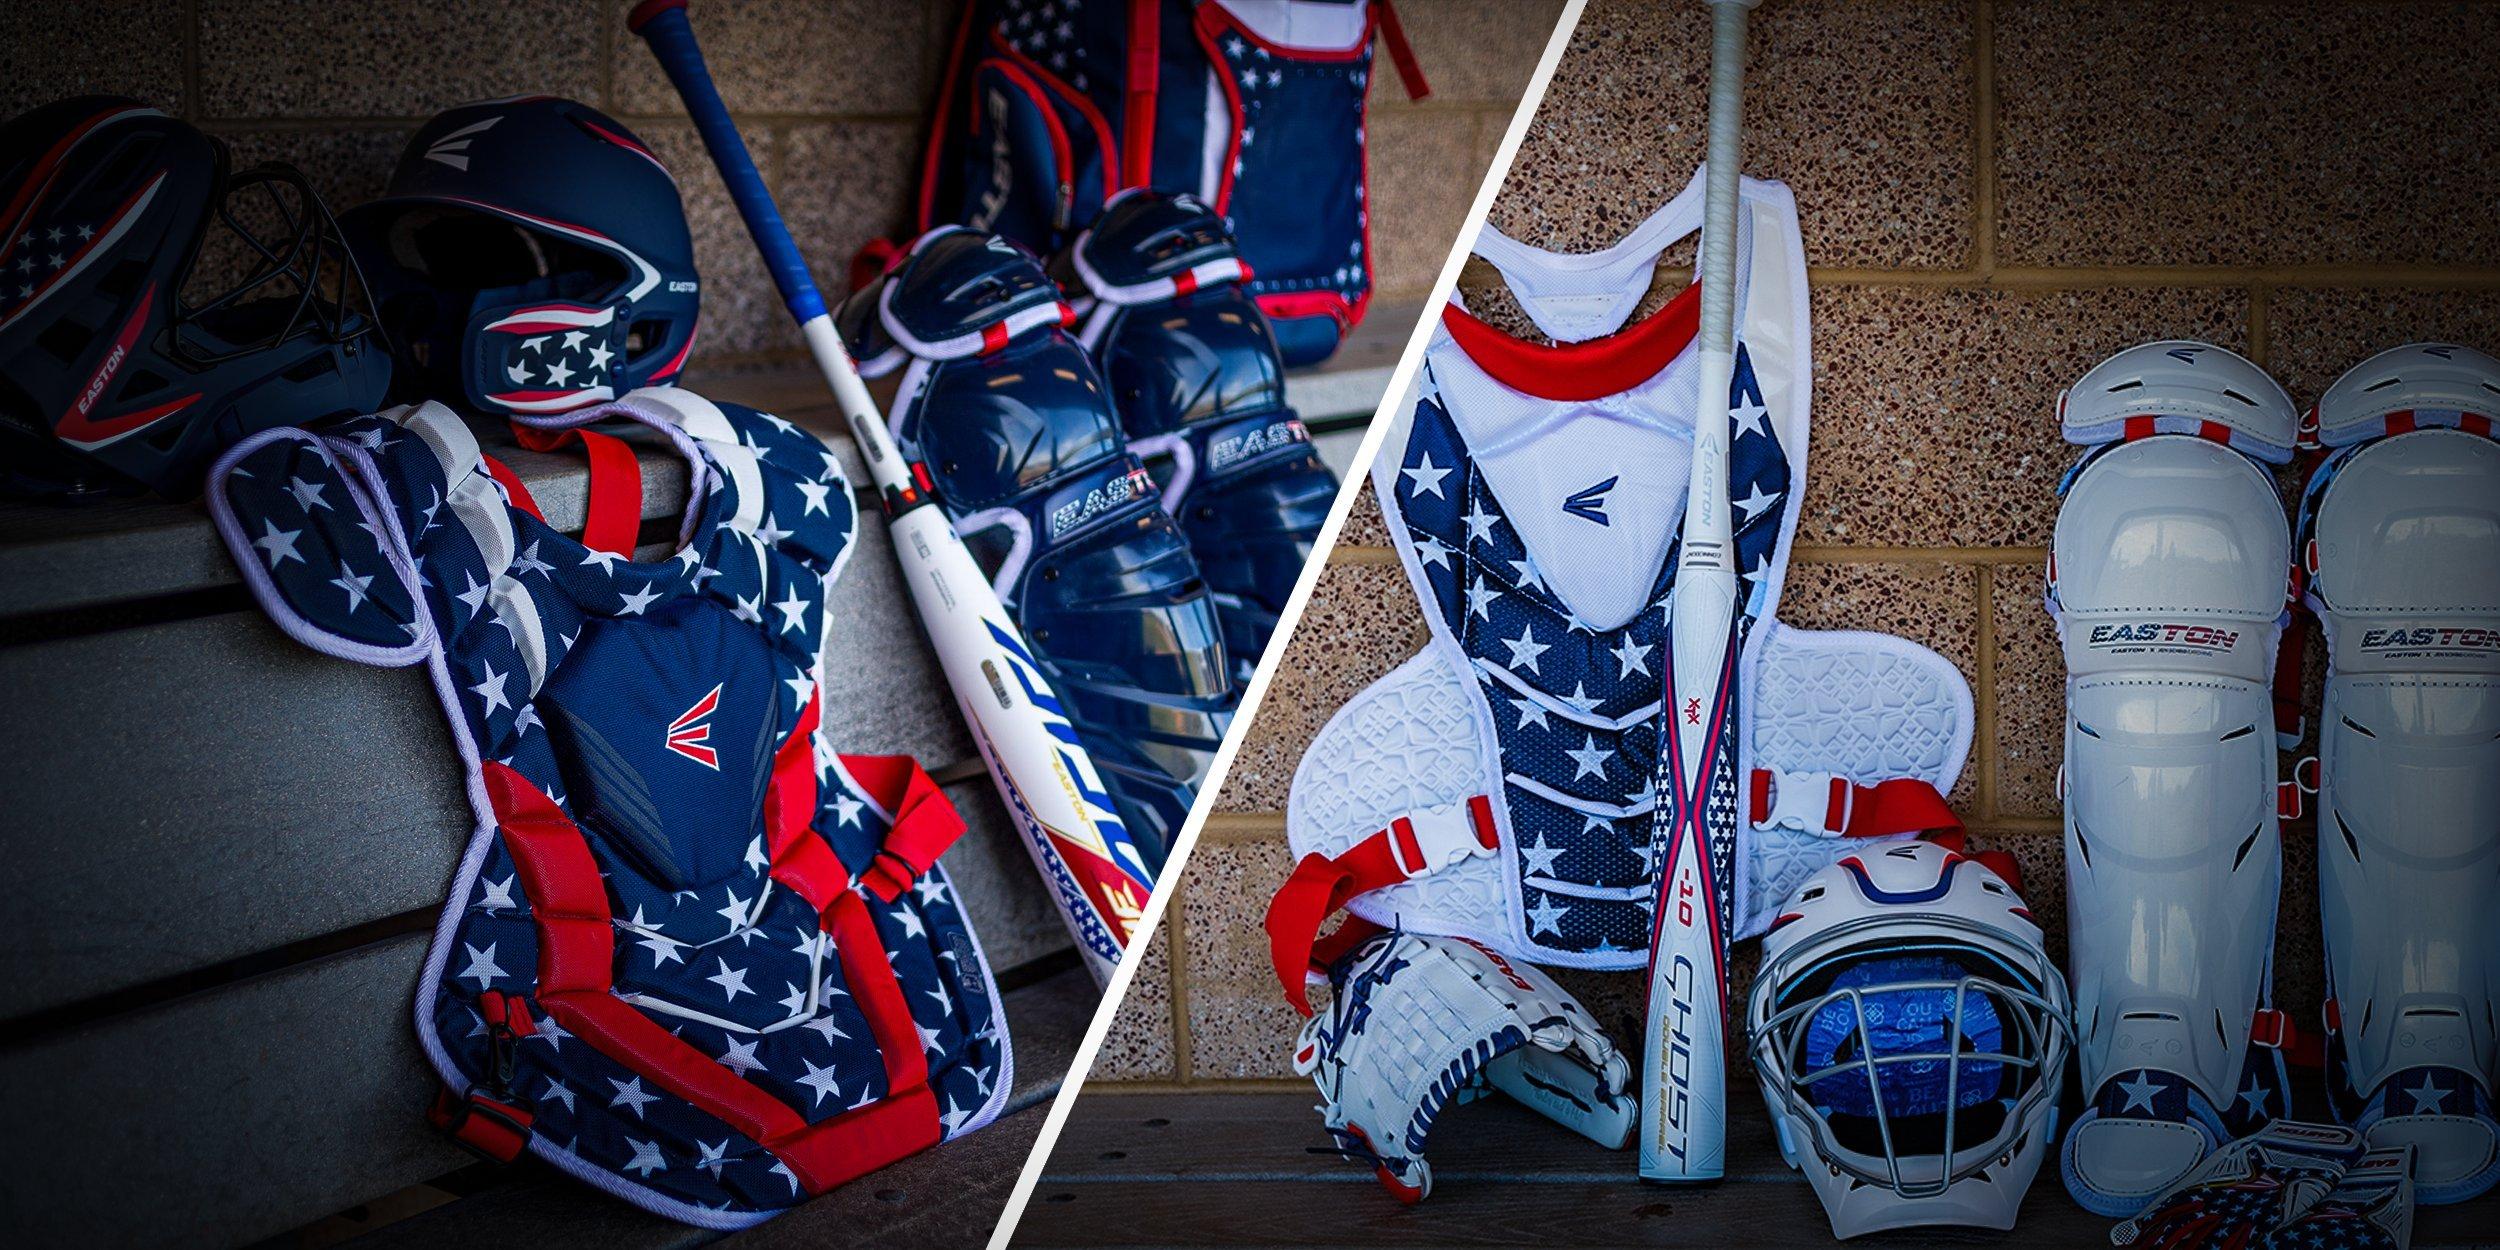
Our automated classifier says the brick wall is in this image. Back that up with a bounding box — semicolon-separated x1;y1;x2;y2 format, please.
1095;0;2500;1087
0;0;1549;369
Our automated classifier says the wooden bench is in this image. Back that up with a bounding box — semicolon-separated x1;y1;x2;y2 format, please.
1019;1089;2500;1247
0;315;1405;1248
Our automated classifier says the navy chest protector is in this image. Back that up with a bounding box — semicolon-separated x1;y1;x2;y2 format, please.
207;389;1009;1229
910;0;1427;365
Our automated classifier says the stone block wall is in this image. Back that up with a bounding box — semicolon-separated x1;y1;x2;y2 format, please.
1097;0;2500;1087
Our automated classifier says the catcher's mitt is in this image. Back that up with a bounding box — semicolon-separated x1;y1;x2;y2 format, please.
1292;930;1633;1202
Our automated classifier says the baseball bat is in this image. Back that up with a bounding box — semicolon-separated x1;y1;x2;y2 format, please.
628;0;1150;985
1639;0;1756;1183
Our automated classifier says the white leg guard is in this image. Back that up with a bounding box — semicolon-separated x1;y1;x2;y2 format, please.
2303;344;2500;1205
2048;341;2302;1216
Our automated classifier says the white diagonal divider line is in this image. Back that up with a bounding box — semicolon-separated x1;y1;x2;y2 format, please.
984;3;1594;1243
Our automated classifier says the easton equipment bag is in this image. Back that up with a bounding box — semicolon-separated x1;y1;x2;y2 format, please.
207;390;1010;1228
909;0;1427;365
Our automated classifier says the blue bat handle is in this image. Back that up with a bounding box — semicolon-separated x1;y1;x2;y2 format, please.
628;0;828;325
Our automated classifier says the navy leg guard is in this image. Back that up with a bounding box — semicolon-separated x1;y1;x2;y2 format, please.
841;227;1235;869
1062;191;1340;675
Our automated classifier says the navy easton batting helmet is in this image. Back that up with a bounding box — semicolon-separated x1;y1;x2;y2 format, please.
0;97;391;499
345;97;699;418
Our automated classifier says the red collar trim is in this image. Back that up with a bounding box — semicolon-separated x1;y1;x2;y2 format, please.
1441;283;1699;402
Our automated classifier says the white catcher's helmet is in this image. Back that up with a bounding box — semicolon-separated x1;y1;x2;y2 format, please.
1747;839;2072;1238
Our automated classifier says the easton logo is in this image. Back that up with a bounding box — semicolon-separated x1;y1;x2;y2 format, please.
2089;622;2241;652
1563;475;1618;525
1047;465;1154;539
422;116;502;170
2167;346;2206;365
665;683;723;769
2363;625;2498;653
1208;417;1308;472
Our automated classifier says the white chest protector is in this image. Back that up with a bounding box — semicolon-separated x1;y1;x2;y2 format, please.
2299;343;2500;1205
1269;171;1972;984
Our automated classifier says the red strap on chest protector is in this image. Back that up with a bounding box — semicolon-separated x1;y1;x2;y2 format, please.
512;424;645;557
1265;797;1499;1015
1745;770;1962;841
475;732;953;1194
842;753;969;903
480;454;541;520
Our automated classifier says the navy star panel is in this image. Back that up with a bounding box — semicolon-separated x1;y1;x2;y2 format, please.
1202;17;1374;325
1391;346;1790;961
214;398;1006;1219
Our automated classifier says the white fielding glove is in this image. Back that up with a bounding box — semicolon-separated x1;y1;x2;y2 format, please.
1292;931;1633;1202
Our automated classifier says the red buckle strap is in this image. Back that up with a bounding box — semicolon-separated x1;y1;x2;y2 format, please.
2250;1008;2325;1068
512;424;645;557
1748;769;1961;841
430;1086;536;1164
842;754;969;904
1264;797;1496;1015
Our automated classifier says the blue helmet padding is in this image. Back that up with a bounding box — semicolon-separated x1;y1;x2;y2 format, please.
1801;955;2008;1121
345;98;699;416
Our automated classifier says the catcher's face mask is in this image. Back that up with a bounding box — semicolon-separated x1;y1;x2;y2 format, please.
1747;845;2073;1237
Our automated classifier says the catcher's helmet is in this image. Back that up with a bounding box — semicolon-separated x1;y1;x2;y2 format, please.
0;97;391;499
1748;838;2073;1238
346;97;699;419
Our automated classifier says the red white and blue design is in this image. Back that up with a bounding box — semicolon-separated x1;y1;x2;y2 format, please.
1748;838;2071;1237
1194;0;1382;361
205;389;1007;1227
915;0;1426;364
1272;175;1971;994
345;97;699;421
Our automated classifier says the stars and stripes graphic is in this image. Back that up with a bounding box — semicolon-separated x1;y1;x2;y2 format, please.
1204;17;1375;315
1389;347;1791;959
212;395;1006;1222
483;303;622;414
997;0;1088;90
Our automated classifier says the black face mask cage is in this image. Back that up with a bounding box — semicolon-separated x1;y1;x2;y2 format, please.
1750;914;2074;1200
174;160;383;366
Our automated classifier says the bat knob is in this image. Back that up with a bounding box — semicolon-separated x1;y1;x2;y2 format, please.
626;0;688;34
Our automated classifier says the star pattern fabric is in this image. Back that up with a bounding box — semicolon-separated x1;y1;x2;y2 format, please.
1203;20;1375;324
996;0;1092;92
0;203;102;316
1389;345;1790;960
212;395;1008;1222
